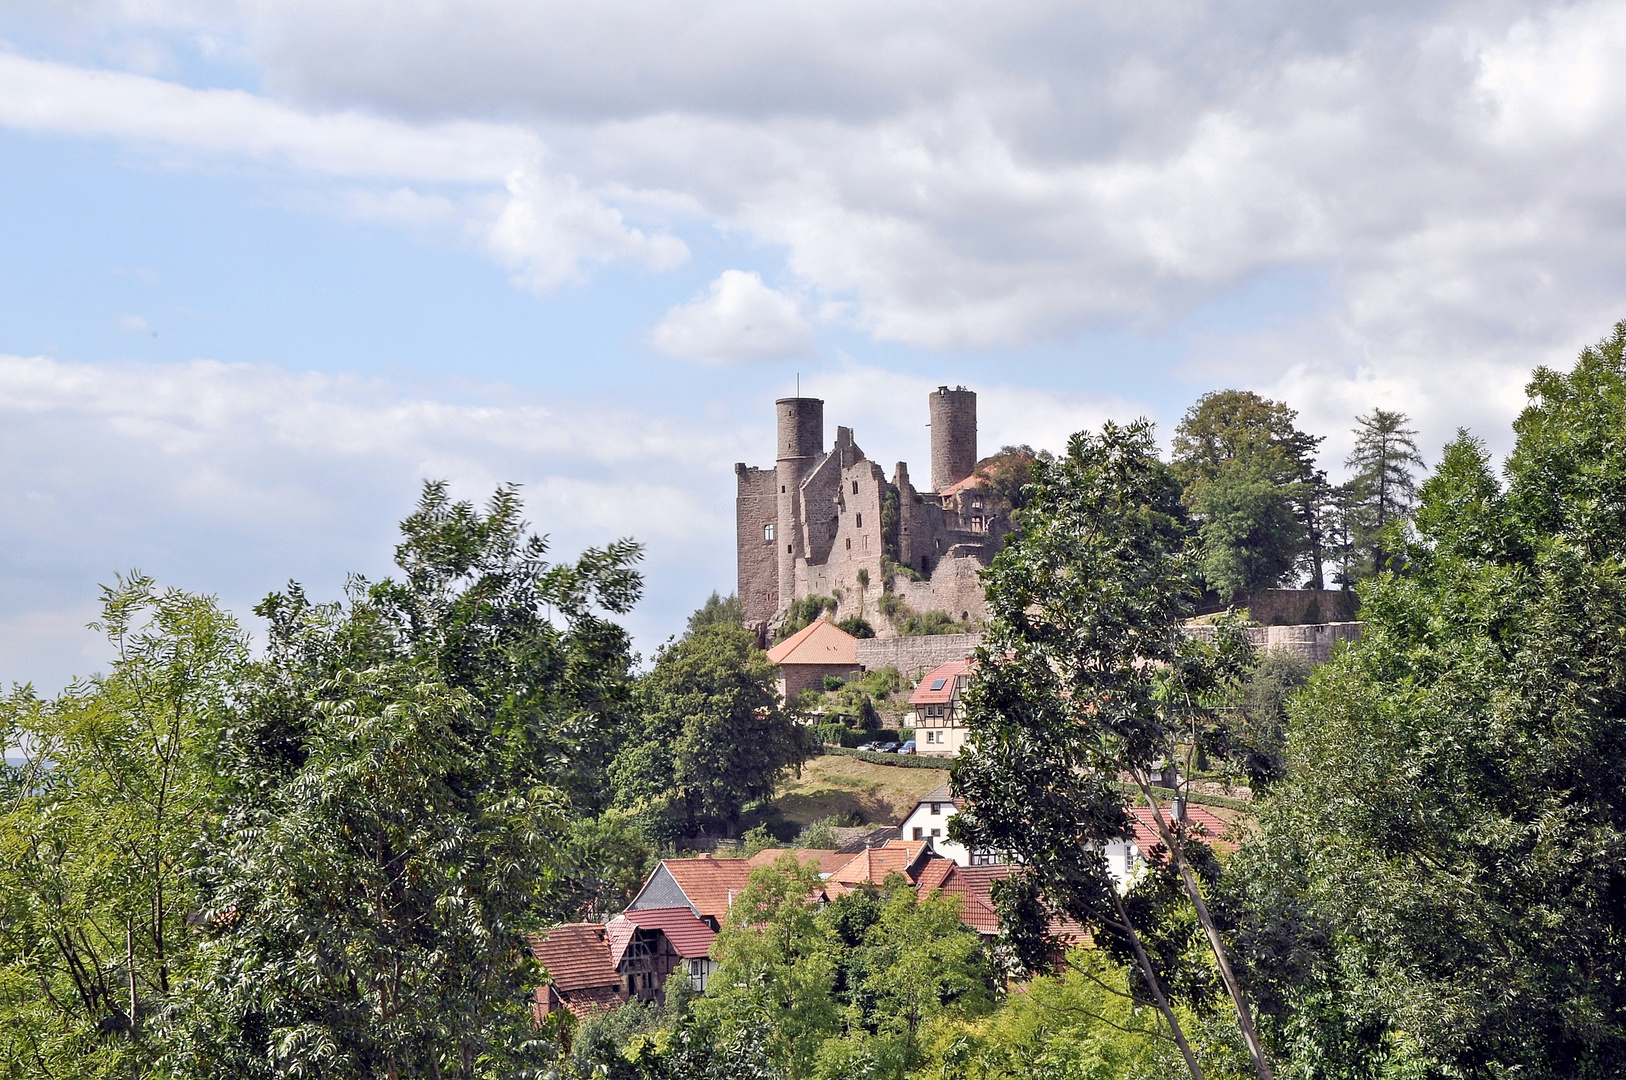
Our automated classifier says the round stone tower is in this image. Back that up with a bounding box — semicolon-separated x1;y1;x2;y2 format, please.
776;397;824;603
929;385;977;493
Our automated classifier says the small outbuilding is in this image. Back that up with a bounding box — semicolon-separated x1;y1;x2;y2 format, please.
766;618;861;701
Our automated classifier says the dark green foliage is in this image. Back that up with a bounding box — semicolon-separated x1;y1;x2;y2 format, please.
1173;389;1329;590
835;615;875;638
174;483;644;1079
950;419;1270;1078
686;591;743;637
615;624;806;836
1232;323;1626;1077
1337;408;1425;581
1188;454;1304;598
898;609;970;636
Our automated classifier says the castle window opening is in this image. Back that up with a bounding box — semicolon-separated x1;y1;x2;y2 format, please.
781;485;786;493
855;513;862;528
852;480;859;494
764;523;775;541
921;555;930;573
845;538;851;550
788;545;793;553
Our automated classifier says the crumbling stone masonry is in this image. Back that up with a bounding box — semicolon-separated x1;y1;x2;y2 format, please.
736;386;1009;638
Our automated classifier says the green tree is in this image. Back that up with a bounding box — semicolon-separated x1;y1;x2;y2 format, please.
619;624;805;836
686;592;743;637
0;575;245;1078
173;483;644;1079
1232;324;1626;1076
950;420;1272;1080
698;857;841;1080
1339;408;1425;578
1172;389;1329;589
914;951;1165;1080
1186;454;1303;599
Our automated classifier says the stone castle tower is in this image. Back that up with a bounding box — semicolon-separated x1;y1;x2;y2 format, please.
735;385;1010;637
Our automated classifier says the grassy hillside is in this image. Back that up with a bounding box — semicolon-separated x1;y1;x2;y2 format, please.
773;754;947;827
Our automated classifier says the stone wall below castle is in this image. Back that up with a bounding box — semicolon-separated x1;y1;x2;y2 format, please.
854;621;1365;681
856;633;985;678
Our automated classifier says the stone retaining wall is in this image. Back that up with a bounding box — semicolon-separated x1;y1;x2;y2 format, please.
856;633;984;677
1182;621;1363;664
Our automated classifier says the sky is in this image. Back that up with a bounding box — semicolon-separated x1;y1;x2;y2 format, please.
4;0;1626;691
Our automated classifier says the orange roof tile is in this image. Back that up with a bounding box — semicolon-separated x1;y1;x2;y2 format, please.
1127;804;1236;855
828;839;930;888
767;618;859;667
909;660;973;705
614;907;717;960
660;857;756;922
747;848;853;875
526;924;619;993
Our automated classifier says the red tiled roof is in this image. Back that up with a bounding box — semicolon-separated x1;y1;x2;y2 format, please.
828;839;930;889
613;907;717;960
909;660;972;705
661;857;756;922
1127;804;1236;855
748;848;853;875
526;924;619;993
767;619;859;666
913;857;957;893
922;863;1090;945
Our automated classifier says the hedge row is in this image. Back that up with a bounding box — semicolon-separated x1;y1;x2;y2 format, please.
815;745;954;770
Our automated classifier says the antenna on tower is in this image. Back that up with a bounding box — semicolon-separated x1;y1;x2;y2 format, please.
796;372;800;397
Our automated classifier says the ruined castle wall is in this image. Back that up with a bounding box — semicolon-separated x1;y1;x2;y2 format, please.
888;554;990;626
736;465;780;627
802;458;888;623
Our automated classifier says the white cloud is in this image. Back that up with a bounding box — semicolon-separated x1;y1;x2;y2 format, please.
0;50;685;290
0;353;757;691
651;270;812;363
119;313;149;331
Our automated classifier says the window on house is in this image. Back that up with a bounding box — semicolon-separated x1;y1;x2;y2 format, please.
930;828;941;839
764;523;774;541
852;480;859;494
912;827;923;840
931;679;947;691
930;802;941;815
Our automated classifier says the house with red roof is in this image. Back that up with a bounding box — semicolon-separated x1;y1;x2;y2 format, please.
526;923;626;1021
626;855;757;930
528;904;721;1019
765;618;861;700
910;659;973;755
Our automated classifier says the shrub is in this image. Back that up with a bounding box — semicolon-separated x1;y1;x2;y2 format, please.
823;674;847;691
900;609;965;636
837;616;875;638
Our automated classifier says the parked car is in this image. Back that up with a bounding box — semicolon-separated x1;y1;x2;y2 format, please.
898;739;916;755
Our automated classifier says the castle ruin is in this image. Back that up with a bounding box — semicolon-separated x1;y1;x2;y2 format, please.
735;386;1011;638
